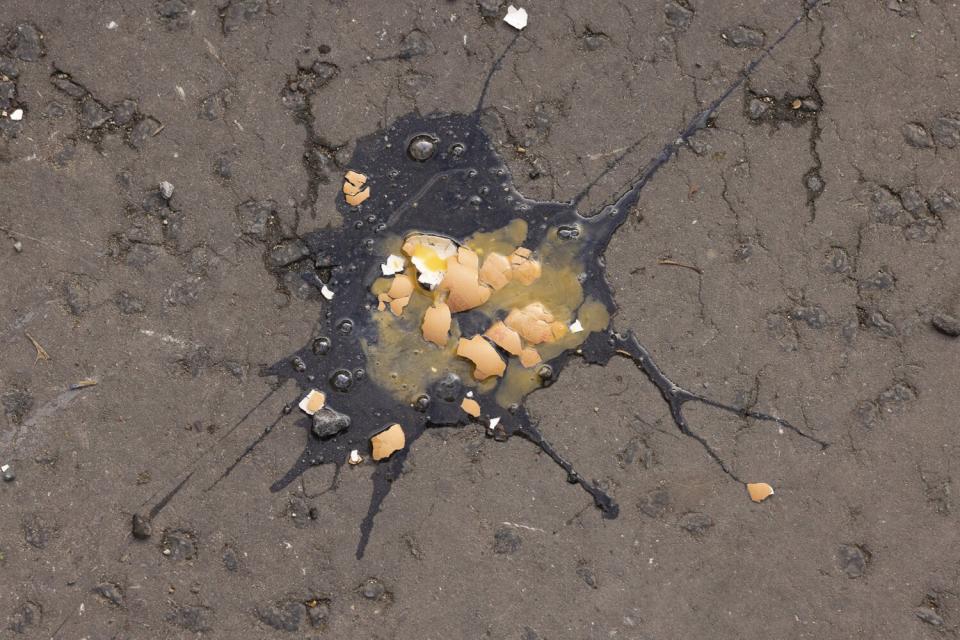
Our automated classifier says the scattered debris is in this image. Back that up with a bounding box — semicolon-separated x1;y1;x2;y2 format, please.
348;449;363;465
371;423;406;461
380;254;406;276
69;379;98;390
747;482;774;502
343;170;370;206
25;332;49;363
657;258;702;274
377;273;414;316
311;405;351;438
461;397;481;417
456;335;506;380
505;302;566;345
503;5;528;30
298;390;326;415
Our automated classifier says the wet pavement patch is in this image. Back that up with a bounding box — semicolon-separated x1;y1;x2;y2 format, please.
144;3;830;560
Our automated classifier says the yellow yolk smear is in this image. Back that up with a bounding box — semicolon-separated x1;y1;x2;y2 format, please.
363;221;608;409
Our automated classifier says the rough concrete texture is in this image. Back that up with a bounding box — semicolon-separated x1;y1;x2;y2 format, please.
2;1;959;638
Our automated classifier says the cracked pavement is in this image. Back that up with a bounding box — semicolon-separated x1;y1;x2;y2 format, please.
1;0;960;638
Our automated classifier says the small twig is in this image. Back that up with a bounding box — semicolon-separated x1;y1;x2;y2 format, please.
657;258;702;274
69;379;98;390
25;332;50;363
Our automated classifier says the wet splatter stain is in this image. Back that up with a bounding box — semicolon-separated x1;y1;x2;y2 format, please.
149;3;828;559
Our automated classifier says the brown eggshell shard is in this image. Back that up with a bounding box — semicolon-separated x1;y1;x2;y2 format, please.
747;482;775;503
441;255;492;313
422;303;452;347
389;295;411;317
505;303;557;345
377;293;390;311
479;252;513;290
509;247;542;286
519;347;542;368
343;180;363;196
298;389;327;415
371;423;406;461
456;335;506;380
461;398;481;417
484;321;523;355
345;186;370;206
387;274;415;299
344;170;367;186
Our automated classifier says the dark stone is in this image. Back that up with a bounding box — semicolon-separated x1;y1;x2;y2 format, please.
915;607;944;627
115;291;145;314
398;70;433;99
8;24;45;62
166;604;213;632
157;0;192;27
870;187;908;224
576;564;598;588
722;25;765;48
0;56;19;79
311;406;351;439
639;489;670;518
932;311;960;337
583;30;609;51
748;97;770;120
161;528;198;560
0;79;15;110
836;544;868;578
617;438;653;469
7;601;41;634
64;280;90;315
131;514;152;539
478;0;503;17
931;114;960;148
237;199;279;241
306;600;330;627
902;122;934;148
267;239;310;268
51;73;86;98
928;189;958;215
282;271;319;300
2;389;33;425
855;400;879;428
790;305;827;329
862;308;897;337
824;247;851;274
493;526;521;554
199;88;232;120
94;582;124;606
128;117;162;149
222;545;240;571
665;2;694;29
858;269;895;291
222;0;266;34
679;512;714;535
805;171;825;195
257;601;305;632
877;382;916;410
165;278;204;307
214;150;236;178
22;515;53;549
79;96;112;129
399;29;434;59
899;187;926;214
361;579;386;600
111;99;138;126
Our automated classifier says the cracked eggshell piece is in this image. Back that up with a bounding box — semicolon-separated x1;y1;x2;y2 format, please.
504;5;528;30
505;302;558;345
389;295;411;317
422;302;452;346
509;247;541;285
298;390;327;415
461;398;481;417
381;254;406;276
479;252;513;290
9;108;24;121
387;273;415;299
747;482;774;503
485;321;523;355
440;250;492;313
348;449;363;465
345;186;370;206
569;319;583;333
519;347;542;368
456;335;507;380
344;170;367;187
371;423;406;461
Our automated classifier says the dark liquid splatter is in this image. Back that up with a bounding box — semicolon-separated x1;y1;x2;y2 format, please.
147;2;828;559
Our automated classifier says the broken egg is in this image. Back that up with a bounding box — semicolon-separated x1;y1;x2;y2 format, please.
371;424;406;461
747;482;774;503
403;233;458;289
456;335;506;380
343;170;370;206
298;390;327;415
421;302;452;347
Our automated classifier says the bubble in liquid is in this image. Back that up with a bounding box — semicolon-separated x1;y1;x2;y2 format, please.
408;134;438;161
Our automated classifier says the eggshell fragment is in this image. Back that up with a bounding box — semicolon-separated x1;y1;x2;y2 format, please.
519;347;541;368
456;335;506;380
421;302;452;347
479;252;513;290
387;274;415;299
510;247;541;285
345;187;370;206
389;295;411;316
298;389;327;415
504;5;528;30
381;254;406;276
348;450;363;465
484;321;523;355
747;482;774;503
440;250;492;313
505;302;558;345
371;423;406;461
344;170;367;186
461;398;481;417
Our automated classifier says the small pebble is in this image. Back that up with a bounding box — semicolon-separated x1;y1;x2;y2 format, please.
13;240;22;252
932;311;960;337
159;181;175;199
131;513;152;539
3;469;15;482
